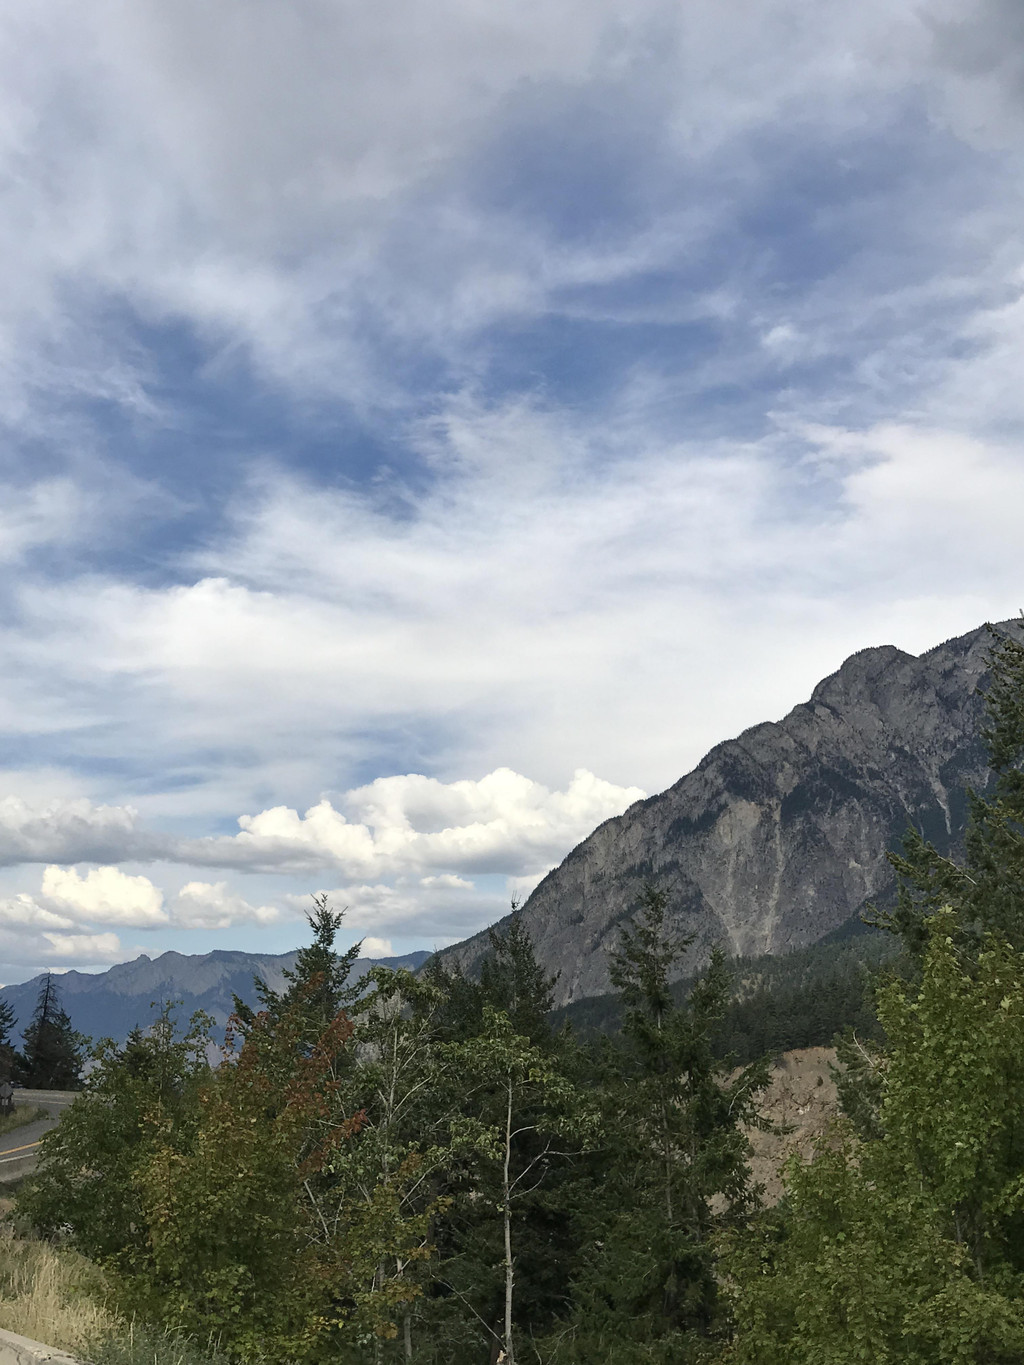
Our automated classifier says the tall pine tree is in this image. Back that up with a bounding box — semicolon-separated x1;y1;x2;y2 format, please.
231;893;363;1051
0;995;16;1081
15;974;84;1089
546;885;771;1363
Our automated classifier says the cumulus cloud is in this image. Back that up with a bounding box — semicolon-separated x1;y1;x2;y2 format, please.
39;932;124;963
0;894;75;932
171;881;280;930
180;768;645;876
0;866;286;977
0;917;128;978
290;875;502;944
360;936;394;959
40;865;168;927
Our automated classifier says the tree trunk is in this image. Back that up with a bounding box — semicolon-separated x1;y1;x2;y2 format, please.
503;1075;515;1365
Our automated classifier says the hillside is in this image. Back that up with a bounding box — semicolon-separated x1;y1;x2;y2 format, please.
449;618;1024;1005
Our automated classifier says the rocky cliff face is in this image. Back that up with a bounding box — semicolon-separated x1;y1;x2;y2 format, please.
452;619;1024;1007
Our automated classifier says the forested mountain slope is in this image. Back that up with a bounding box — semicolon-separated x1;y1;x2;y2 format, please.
450;618;1024;1006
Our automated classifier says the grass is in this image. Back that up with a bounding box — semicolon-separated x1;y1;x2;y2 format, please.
0;1105;49;1139
0;1227;116;1354
0;1228;230;1365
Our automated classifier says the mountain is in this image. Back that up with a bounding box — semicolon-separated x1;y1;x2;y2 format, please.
448;618;1024;1006
0;947;431;1048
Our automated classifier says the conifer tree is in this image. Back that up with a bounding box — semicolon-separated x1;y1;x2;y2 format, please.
15;974;84;1089
547;885;770;1362
231;892;363;1049
0;995;16;1080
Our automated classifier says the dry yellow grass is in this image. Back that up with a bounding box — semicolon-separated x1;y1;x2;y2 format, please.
0;1227;120;1355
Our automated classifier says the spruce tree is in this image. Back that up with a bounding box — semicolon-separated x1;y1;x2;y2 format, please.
548;885;771;1361
15;974;85;1089
231;892;363;1049
0;995;16;1081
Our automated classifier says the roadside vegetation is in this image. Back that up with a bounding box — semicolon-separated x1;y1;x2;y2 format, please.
0;1105;49;1139
4;624;1024;1362
0;1217;231;1364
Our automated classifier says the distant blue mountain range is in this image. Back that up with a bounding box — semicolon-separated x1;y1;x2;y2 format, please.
0;947;432;1048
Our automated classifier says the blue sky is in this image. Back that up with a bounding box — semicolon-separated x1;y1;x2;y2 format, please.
2;0;1024;980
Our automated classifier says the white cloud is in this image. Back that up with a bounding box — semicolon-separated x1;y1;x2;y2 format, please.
0;0;950;414
359;936;393;959
1;0;1024;985
171;881;280;930
181;768;645;877
0;894;75;932
0;917;129;978
41;865;168;927
40;932;124;963
293;876;502;944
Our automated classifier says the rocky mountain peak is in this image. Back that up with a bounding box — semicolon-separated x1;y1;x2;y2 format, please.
448;618;1023;1007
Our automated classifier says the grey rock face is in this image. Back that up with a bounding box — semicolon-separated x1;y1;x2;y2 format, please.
452;619;1024;1007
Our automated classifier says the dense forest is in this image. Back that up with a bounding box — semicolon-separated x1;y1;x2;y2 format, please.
554;918;900;1062
11;626;1024;1363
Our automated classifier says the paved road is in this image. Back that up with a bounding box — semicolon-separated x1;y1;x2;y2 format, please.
0;1090;77;1182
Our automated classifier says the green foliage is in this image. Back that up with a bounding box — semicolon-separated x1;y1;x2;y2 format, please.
443;1005;596;1365
422;912;560;1048
231;893;365;1050
554;926;899;1062
0;994;16;1080
13;974;86;1090
721;915;1024;1362
18;1004;212;1265
19;899;775;1364
132;1008;363;1360
544;885;771;1363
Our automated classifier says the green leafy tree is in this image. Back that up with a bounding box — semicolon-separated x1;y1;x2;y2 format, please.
130;922;440;1362
424;910;560;1048
444;1006;595;1365
332;965;459;1362
417;920;587;1361
721;913;1024;1364
15;974;85;1089
20;1003;212;1266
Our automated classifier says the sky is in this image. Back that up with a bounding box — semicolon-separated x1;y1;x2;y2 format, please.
2;0;1024;981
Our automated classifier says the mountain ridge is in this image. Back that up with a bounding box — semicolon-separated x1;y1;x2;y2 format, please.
0;946;431;1047
446;618;1022;1005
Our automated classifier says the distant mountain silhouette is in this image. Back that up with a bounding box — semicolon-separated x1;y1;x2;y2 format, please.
0;947;430;1047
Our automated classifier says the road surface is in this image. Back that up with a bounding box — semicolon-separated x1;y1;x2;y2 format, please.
0;1090;77;1183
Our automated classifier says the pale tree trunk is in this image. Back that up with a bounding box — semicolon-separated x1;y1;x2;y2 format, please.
502;1075;515;1365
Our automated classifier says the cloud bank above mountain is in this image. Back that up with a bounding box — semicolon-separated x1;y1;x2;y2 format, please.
0;1;1023;975
0;770;644;974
